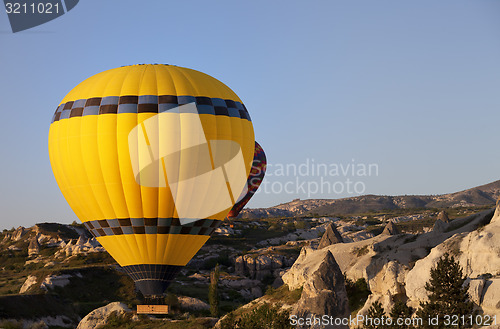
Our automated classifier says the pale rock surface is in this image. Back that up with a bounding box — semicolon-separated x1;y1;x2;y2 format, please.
382;222;400;235
368;260;408;296
235;253;295;280
292;250;350;329
40;274;73;290
342;230;375;243
19;275;38;293
1;233;11;243
432;219;448;233
480;279;500;316
406;206;500;315
12;226;26;241
405;235;466;303
76;236;85;246
77;302;131;329
467;278;485;305
28;237;40;256
214;227;234;236
178;296;209;311
437;211;450;223
283;246;325;291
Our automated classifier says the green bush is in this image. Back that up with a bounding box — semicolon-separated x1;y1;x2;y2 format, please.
209;264;220;317
165;293;180;312
345;276;371;312
219;303;292;329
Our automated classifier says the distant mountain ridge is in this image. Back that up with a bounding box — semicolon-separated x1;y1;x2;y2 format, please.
239;180;500;219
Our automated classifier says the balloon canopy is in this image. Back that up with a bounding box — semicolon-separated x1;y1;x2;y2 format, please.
228;141;266;218
48;64;255;298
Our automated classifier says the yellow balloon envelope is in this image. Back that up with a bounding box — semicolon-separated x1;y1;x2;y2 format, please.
48;64;255;298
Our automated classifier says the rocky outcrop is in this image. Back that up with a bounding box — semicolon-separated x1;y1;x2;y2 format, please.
466;278;485;305
19;275;38;294
235;251;296;280
481;279;500;316
75;235;85;246
77;302;131;329
219;277;263;299
40;274;76;290
54;237;104;258
432;219;448;233
318;223;343;249
178;296;210;311
356;260;409;317
406;207;500;315
1;233;11;244
382;222;400;235
493;197;500;223
12;226;26;241
367;261;408;296
282;247;321;290
289;251;350;328
437;211;450;223
256;224;328;247
28;237;40;256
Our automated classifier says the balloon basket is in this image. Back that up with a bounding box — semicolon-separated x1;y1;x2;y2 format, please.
137;296;170;314
137;304;169;314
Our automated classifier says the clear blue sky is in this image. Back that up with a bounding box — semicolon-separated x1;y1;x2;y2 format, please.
1;0;499;229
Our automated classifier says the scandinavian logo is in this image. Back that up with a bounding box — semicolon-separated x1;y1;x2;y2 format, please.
128;103;248;225
3;0;79;33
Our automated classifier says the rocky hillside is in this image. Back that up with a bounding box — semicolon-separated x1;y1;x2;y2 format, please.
0;201;497;328
239;180;500;218
216;202;499;329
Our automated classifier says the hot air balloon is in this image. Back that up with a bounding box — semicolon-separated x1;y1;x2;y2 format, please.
227;142;266;218
48;64;255;308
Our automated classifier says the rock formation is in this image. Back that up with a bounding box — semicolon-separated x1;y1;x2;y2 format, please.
318;223;343;249
28;237;40;256
178;296;210;311
286;250;350;328
405;206;500;315
12;226;26;241
235;253;295;280
40;274;76;290
367;260;408;296
381;222;400;235
75;235;85;246
432;219;448;233
19;275;38;294
77;302;131;329
437;211;450;223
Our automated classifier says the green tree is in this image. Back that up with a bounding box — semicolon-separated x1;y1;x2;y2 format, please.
344;275;371;312
417;253;474;329
364;301;388;329
389;301;414;329
164;292;180;312
209;264;220;317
